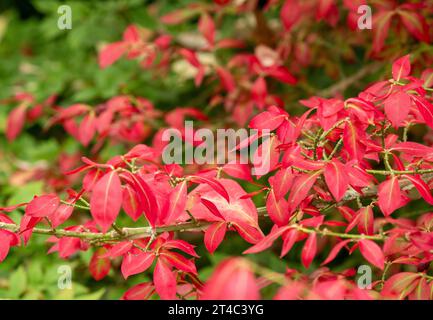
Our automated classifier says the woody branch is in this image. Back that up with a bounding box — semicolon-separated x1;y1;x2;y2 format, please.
3;172;431;243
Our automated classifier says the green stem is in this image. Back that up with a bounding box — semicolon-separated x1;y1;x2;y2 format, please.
366;168;433;175
60;200;90;211
294;225;385;241
319;118;349;142
328;138;343;159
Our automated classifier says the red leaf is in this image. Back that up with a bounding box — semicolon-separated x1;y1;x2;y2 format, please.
190;179;260;230
280;0;302;31
179;48;201;68
343;121;365;162
249;110;286;131
252;135;280;176
358;239;385;270
200;198;225;220
301;232;317;269
266;66;297;85
321;240;351;265
222;162;252;181
372;11;394;53
292;108;314;142
19;215;41;245
204;222;227;254
410;277;431;300
122;282;155;300
51;103;89;123
162;181;187;224
90;171;122;232
324;158;349;201
391;141;433;157
381;272;420;299
201;258;259;300
6;104;27;142
391;155;409;172
121;252;155;279
124;144;157;161
0;231;11;262
160;9;192;25
266;189;290;226
83;169;103;191
81;156;112;169
58;235;81;259
384;91;411;128
412;95;433;129
398;10;430;43
123;25;140;42
160;251;197;274
346;164;375;188
26;194;60;218
162;240;199;258
288;171;321;213
215;67;235;92
189;175;230;203
232;221;264;244
0;214;14;224
51;204;73;228
153;259;177;300
392;55;411;81
243;226;290;254
403;174;433;205
232;131;261;151
300;215;324;228
198;13;215;47
269;167;293;199
122;185;141;221
280;228;298;257
99;42;127;68
107;241;133;258
316;0;334;20
79;112;96;146
422;69;433;88
0;202;27;213
357;206;374;235
251;77;267;109
377;176;402;216
123;172;159;227
89;247;111;281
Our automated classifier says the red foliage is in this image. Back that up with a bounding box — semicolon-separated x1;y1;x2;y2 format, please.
3;0;433;300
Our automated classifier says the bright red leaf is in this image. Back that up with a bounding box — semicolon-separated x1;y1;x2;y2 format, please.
90;171;122;232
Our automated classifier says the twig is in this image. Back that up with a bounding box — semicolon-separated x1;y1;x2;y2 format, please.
318;63;382;98
1;173;431;244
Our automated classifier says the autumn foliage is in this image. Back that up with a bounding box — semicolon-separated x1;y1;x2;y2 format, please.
2;0;433;300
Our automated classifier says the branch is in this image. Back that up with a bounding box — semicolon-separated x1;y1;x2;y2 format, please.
0;220;211;243
340;172;433;203
318;62;382;98
0;173;431;243
295;225;384;241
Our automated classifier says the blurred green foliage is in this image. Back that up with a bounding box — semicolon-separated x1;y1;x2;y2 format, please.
0;0;187;300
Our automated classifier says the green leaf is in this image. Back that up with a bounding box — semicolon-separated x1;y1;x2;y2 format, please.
28;262;44;285
8;267;27;298
76;288;106;300
6;181;43;206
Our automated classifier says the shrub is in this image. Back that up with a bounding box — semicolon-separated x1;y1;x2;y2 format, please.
1;0;433;300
